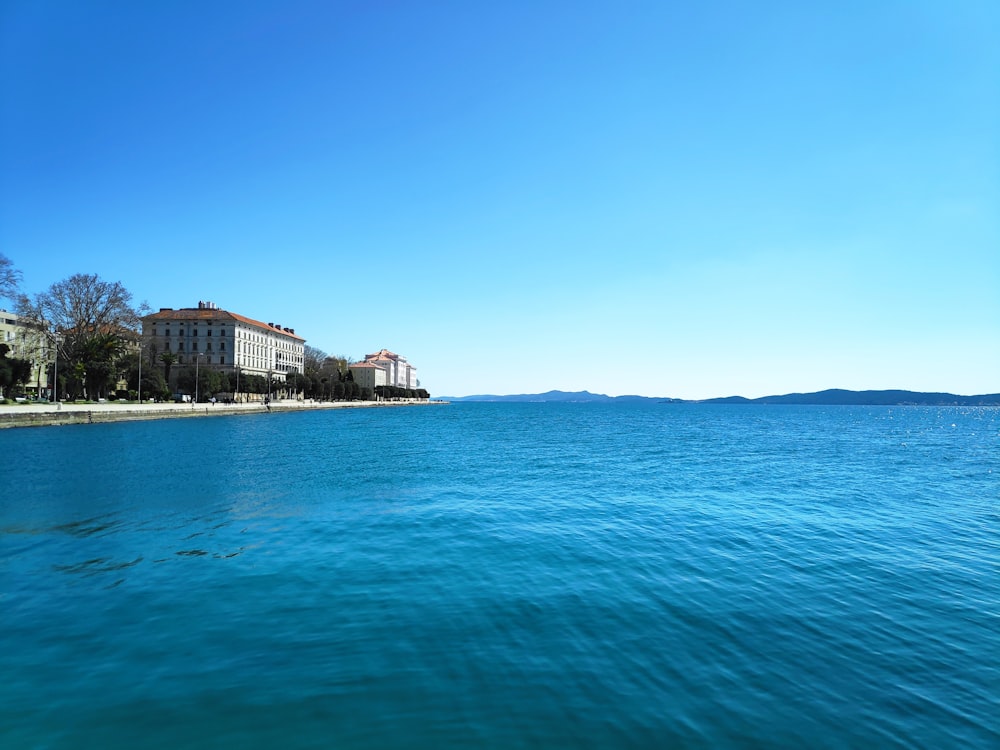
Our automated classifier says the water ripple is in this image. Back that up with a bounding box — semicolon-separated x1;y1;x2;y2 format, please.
0;404;997;748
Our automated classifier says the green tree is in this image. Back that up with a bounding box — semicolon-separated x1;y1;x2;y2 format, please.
68;361;86;400
175;366;195;396
70;331;128;399
286;372;309;397
124;354;169;401
0;356;10;398
307;372;322;399
243;373;266;397
206;369;228;397
159;352;177;384
0;344;30;397
174;365;222;400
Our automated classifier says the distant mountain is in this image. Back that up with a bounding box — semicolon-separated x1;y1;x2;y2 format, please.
441;389;1000;406
443;390;671;403
699;389;1000;406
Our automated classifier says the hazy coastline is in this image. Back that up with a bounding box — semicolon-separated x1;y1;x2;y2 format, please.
444;388;1000;406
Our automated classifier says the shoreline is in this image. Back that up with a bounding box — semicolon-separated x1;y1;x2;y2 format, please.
0;398;447;429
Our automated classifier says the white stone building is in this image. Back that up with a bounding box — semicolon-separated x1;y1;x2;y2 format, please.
363;349;417;389
141;301;305;389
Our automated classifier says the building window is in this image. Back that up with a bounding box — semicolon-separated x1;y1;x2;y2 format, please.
178;342;184;351
220;342;226;351
165;342;171;352
192;329;198;336
219;357;224;365
165;329;170;336
207;330;212;336
207;343;212;352
192;343;198;352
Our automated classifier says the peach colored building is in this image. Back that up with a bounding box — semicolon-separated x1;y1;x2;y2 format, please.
347;361;388;392
363;348;417;389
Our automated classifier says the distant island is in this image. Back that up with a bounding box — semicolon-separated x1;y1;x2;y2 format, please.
442;389;1000;406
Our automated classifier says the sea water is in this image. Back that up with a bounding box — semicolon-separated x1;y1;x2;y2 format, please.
1;403;997;748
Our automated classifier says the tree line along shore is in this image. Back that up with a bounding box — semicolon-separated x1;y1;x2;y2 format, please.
0;255;430;405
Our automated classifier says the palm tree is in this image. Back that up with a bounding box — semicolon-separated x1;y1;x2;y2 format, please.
70;331;126;399
159;351;177;385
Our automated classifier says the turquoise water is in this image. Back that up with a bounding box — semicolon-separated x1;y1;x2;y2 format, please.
2;403;997;748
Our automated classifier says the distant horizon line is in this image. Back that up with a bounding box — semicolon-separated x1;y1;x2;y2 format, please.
438;387;1000;404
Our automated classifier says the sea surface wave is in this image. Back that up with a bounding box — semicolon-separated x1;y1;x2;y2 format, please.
2;404;997;748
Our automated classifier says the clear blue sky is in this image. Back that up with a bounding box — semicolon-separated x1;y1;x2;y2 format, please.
2;1;997;398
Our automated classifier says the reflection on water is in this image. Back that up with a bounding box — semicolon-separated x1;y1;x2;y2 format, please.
53;556;143;575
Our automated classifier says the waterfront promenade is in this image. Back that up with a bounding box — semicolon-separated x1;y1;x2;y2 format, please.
0;398;444;429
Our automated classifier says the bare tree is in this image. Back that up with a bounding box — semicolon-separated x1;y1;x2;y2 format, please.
17;273;146;400
0;253;21;303
303;345;329;374
18;273;143;335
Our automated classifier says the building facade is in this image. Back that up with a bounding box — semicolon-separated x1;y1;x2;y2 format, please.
363;348;417;389
347;361;388;392
0;310;52;397
141;301;305;390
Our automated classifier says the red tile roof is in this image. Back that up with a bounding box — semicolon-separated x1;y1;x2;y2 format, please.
143;307;305;341
365;348;400;360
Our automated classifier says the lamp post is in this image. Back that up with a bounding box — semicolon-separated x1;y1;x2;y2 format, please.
52;332;61;409
195;352;204;404
137;339;142;404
